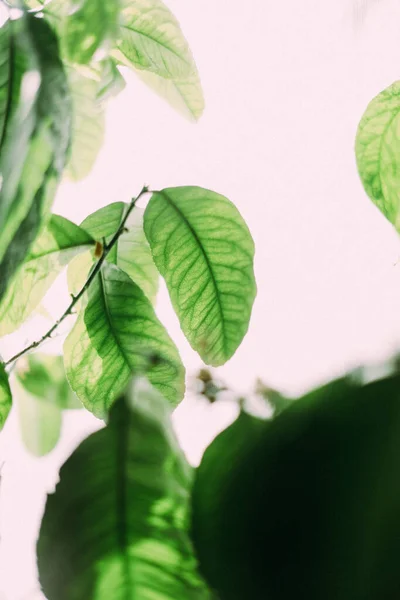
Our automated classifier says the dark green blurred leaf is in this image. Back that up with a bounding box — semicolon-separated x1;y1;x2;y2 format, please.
192;372;400;600
14;354;81;456
0;215;93;335
0;362;12;430
64;262;184;418
37;377;210;600
144;187;256;366
68;202;159;303
0;15;71;303
255;378;293;416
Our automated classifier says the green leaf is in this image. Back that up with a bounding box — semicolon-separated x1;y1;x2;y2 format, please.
14;354;81;456
134;66;204;122
255;379;293;416
64;262;184;418
144;187;256;366
0;215;94;335
37;378;210;600
65;67;105;181
68;203;159;303
14;380;62;457
113;0;195;79
356;81;400;229
0;15;71;303
192;371;400;600
57;0;121;64
0;20;12;151
112;0;204;121
16;354;82;410
96;58;126;102
0;362;12;430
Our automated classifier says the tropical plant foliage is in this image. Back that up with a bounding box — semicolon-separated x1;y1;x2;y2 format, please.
0;0;399;599
0;0;255;597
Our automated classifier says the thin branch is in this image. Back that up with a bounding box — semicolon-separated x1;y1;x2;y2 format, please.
4;185;150;367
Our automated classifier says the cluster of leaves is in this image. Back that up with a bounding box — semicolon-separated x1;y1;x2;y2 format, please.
34;355;400;600
0;1;259;598
2;0;399;598
0;0;257;430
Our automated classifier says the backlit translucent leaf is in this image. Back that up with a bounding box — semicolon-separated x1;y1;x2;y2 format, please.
0;21;12;150
0;215;93;335
37;378;210;600
58;0;121;64
356;81;400;229
14;354;81;456
0;362;11;430
192;371;400;600
134;66;204;121
16;354;82;410
112;0;204;120
64;262;184;418
144;187;256;366
65;67;105;181
0;15;71;303
113;0;194;79
14;379;62;457
68;203;159;303
96;58;126;102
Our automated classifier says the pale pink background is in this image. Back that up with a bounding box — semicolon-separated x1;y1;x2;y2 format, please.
2;0;400;597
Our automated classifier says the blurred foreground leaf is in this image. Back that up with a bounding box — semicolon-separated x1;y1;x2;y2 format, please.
37;378;210;599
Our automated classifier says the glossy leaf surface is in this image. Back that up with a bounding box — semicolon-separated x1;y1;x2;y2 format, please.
64;262;184;418
37;378;209;600
144;187;256;366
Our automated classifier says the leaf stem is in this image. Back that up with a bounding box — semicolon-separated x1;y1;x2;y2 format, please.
4;186;150;367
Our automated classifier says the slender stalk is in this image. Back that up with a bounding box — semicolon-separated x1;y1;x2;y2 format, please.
4;186;150;367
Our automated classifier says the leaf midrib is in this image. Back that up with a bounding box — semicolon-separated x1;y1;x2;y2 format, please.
99;268;133;370
29;241;93;263
158;191;226;358
120;22;190;69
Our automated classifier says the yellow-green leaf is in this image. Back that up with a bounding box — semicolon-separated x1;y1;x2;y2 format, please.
144;187;256;366
0;215;94;335
37;378;210;600
356;81;400;229
0;362;11;430
64;262;184;418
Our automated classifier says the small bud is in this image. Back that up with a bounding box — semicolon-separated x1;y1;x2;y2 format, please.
94;241;103;259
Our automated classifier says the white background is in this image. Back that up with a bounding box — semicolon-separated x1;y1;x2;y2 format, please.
2;0;400;597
